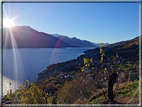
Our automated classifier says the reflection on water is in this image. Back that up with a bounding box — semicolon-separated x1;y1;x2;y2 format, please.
1;75;24;97
0;75;24;105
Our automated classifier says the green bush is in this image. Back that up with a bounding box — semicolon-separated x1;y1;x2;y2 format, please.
6;80;52;104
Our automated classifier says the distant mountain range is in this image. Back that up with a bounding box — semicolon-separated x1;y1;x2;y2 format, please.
3;26;102;48
91;42;109;47
51;34;100;47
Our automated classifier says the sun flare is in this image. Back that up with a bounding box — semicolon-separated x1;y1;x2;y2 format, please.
3;18;15;28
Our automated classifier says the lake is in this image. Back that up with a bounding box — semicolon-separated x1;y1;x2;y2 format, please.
1;47;95;96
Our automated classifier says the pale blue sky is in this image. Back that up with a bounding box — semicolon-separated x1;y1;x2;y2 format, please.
3;2;139;44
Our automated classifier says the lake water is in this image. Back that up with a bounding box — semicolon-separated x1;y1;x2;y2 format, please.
1;47;95;97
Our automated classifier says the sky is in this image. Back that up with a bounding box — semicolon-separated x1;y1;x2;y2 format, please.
3;2;139;44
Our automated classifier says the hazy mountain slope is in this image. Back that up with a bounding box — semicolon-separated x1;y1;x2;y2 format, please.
92;43;109;47
3;26;71;48
51;34;98;47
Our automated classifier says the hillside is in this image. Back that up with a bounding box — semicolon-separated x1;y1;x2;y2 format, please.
3;26;71;48
84;36;140;61
89;81;140;104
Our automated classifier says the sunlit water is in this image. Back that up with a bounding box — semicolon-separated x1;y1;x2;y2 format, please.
1;47;95;98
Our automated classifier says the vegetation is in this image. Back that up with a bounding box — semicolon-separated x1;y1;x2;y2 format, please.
56;74;95;104
116;81;139;97
89;81;140;104
89;95;105;104
6;80;52;104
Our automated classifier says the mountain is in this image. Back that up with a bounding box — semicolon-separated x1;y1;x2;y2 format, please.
51;34;61;38
91;42;109;47
3;26;71;48
104;36;139;48
51;34;98;47
84;36;140;61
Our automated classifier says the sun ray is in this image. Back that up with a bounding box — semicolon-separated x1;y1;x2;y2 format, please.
9;29;25;81
3;29;10;48
11;13;22;21
3;5;22;28
3;27;25;98
3;5;8;19
3;4;25;84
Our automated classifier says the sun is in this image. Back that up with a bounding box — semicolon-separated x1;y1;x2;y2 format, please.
3;18;15;28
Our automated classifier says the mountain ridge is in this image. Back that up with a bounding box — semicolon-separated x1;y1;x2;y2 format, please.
51;34;99;47
3;26;99;48
3;26;71;48
84;36;140;61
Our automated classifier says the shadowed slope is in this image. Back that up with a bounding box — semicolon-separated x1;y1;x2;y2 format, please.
3;26;71;48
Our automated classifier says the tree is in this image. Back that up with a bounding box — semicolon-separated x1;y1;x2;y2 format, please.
107;72;118;101
99;43;125;102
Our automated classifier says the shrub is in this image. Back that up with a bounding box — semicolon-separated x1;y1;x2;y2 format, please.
56;75;95;104
6;80;52;104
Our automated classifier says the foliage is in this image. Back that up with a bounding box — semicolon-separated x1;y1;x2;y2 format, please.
56;75;95;104
81;58;93;72
6;80;52;104
100;43;105;63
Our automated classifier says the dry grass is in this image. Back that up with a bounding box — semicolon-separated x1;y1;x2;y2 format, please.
114;96;139;104
75;98;88;104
